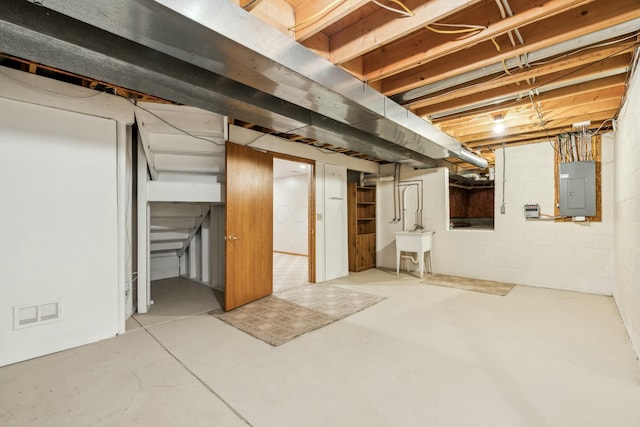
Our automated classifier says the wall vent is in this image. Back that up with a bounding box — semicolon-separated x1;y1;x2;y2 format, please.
14;300;62;330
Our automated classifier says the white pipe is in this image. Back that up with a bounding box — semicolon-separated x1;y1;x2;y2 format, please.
501;0;525;45
402;186;410;231
458;148;488;169
400;180;424;228
394;163;401;223
362;175;394;185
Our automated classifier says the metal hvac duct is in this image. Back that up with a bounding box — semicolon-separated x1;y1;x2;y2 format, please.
0;0;487;168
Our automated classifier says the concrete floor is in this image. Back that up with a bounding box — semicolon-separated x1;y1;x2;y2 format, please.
1;270;640;427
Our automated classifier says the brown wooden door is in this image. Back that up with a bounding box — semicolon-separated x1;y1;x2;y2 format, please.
225;141;273;311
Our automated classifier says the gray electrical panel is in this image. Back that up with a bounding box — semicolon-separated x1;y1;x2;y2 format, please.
559;161;596;217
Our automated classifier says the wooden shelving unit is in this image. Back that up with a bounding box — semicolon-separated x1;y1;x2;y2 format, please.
348;183;376;272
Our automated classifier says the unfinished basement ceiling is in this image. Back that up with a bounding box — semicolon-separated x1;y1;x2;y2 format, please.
0;0;638;173
246;0;640;169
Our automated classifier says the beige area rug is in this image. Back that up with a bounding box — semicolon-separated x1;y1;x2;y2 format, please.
422;274;515;296
212;286;385;346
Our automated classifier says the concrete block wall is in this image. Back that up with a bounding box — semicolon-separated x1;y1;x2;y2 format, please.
614;62;640;358
378;137;615;295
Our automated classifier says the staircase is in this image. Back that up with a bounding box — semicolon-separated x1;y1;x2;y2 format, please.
136;102;226;284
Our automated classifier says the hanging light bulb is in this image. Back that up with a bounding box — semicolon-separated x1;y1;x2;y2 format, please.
493;114;505;133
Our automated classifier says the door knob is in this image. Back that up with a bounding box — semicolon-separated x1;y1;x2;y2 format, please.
227;235;240;240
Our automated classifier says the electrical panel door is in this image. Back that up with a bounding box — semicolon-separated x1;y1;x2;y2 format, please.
559;161;596;217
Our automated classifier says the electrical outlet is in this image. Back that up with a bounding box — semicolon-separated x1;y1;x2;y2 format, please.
500;204;506;214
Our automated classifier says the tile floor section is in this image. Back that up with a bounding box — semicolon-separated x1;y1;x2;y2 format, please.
273;252;308;293
2;269;640;426
213;285;385;345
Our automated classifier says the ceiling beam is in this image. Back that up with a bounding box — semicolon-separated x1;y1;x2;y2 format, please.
446;98;620;138
379;0;640;94
327;0;482;65
457;109;617;144
464;121;611;148
414;54;630;117
238;0;264;11
406;42;635;110
363;0;593;82
430;74;627;123
437;84;625;132
293;0;371;42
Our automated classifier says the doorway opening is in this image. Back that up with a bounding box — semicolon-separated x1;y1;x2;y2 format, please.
272;155;315;292
448;172;495;230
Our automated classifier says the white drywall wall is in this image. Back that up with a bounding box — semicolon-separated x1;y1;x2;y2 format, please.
378;139;615;295
0;98;119;366
274;173;309;255
151;255;180;281
614;63;640;359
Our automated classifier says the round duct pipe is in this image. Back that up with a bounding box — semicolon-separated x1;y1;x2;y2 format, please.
457;148;488;169
362;175;395;186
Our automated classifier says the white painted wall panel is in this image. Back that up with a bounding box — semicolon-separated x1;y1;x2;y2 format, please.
614;65;640;360
0;98;118;367
274;173;309;255
150;255;180;281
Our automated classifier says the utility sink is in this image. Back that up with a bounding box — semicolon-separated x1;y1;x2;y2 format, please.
394;231;434;278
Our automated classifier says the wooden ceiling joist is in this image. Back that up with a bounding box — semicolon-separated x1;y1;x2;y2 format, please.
326;0;482;65
430;73;628;126
415;53;631;118
380;0;640;95
446;98;620;139
363;0;594;83
292;0;371;42
406;42;635;111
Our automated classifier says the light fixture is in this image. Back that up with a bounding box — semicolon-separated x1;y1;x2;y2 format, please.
493;114;505;133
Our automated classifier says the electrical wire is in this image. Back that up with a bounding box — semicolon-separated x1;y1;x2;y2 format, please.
527;92;560;154
287;0;344;31
129;99;224;146
500;0;525;45
425;23;487;35
491;38;501;52
433;41;638;122
427;37;640;119
424;33;638;125
243;133;268;147
494;0;517;49
501;60;513;75
412;73;506;108
372;0;414;17
530;42;639;101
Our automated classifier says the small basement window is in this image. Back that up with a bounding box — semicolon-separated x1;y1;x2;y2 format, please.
448;172;494;230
